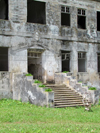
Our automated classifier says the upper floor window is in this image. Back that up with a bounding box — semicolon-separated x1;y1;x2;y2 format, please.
61;6;70;26
77;9;86;29
97;11;100;31
27;0;46;24
0;0;8;20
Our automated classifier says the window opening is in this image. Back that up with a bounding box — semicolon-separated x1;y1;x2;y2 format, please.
97;12;100;31
77;9;86;29
0;0;8;20
98;53;100;72
0;47;8;71
78;52;86;72
62;51;70;72
27;0;46;24
61;6;70;26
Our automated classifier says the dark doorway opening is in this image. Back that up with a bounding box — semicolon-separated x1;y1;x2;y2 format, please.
98;53;100;72
0;0;8;20
27;0;46;24
97;12;100;31
28;50;42;80
62;51;70;72
0;47;8;71
78;52;86;72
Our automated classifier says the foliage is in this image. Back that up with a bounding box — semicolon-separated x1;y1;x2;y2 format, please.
45;88;52;92
39;84;46;87
78;81;82;83
62;71;69;73
34;80;42;83
89;87;97;90
25;73;32;76
0;99;100;132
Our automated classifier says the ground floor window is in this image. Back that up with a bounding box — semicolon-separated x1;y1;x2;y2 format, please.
98;53;100;72
62;51;70;72
0;47;8;71
78;52;86;72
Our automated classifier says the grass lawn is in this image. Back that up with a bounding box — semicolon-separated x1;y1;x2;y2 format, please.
0;99;100;133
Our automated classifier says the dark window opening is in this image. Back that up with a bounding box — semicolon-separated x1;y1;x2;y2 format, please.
0;47;8;71
0;0;8;20
61;6;70;26
62;51;70;72
98;53;100;72
27;0;46;24
97;12;100;31
77;9;86;29
78;52;86;72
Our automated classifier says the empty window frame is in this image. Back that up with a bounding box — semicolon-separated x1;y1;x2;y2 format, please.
97;53;100;72
0;47;8;71
62;51;70;72
0;0;8;20
77;9;86;29
61;6;70;26
97;11;100;31
27;0;46;24
78;52;86;72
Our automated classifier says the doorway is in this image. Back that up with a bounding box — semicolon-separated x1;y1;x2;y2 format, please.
62;51;70;72
28;49;42;80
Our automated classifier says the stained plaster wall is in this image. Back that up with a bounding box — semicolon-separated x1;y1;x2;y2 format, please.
0;0;100;85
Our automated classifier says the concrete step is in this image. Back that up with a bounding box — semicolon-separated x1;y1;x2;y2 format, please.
55;104;84;108
54;102;83;104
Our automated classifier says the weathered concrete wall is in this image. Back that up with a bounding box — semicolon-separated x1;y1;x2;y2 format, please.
13;73;54;107
0;72;13;99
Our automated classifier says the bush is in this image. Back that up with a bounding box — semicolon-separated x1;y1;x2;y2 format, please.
39;84;46;87
25;73;32;76
89;87;97;90
34;80;42;83
45;88;52;92
63;71;69;73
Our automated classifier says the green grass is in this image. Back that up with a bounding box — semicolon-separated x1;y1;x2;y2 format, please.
25;73;32;76
0;99;100;133
34;80;42;83
45;88;52;92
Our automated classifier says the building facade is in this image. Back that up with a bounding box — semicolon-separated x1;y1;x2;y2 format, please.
0;0;100;88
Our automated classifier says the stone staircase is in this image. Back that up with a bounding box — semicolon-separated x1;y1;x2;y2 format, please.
45;84;87;108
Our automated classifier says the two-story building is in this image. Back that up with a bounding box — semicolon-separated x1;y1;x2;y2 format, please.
0;0;100;89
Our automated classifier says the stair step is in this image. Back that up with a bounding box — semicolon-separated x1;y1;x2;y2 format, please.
54;99;82;102
54;104;84;108
54;102;83;105
54;94;82;96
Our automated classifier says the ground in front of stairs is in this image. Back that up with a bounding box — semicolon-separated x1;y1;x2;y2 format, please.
0;99;100;133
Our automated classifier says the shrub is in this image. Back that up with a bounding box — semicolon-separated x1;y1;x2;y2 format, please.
45;88;52;92
39;84;46;87
25;73;32;76
63;71;69;73
89;87;97;90
34;80;42;83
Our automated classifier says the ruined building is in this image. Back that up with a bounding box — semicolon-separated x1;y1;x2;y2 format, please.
0;0;100;106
